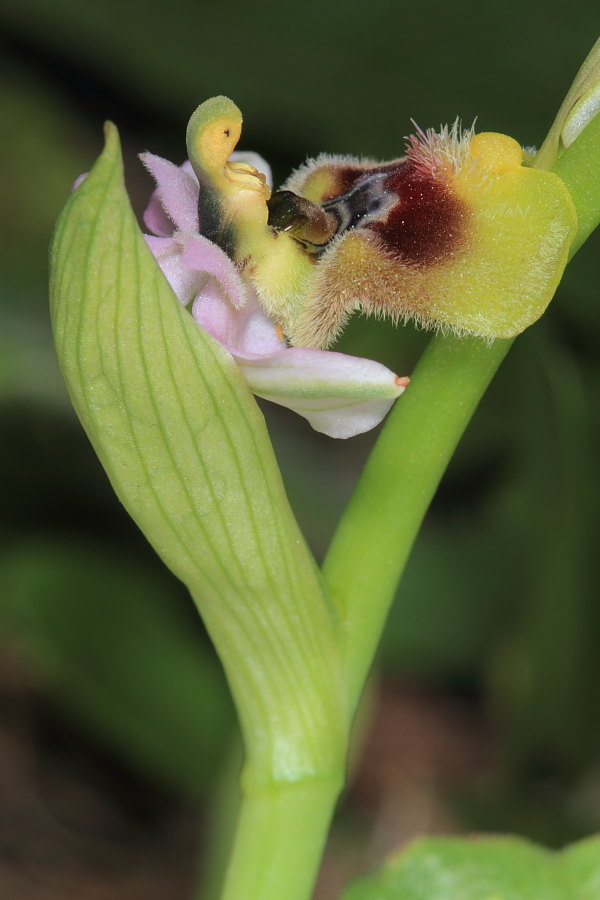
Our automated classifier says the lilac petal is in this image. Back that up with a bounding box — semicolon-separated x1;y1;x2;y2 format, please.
191;280;240;345
144;236;202;305
143;186;174;237
140;152;199;233
180;160;195;175
235;347;408;438
237;305;286;354
181;233;246;309
193;286;285;354
193;291;286;353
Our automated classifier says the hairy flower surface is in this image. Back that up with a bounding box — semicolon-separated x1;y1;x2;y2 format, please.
140;152;408;439
269;126;578;346
184;97;577;350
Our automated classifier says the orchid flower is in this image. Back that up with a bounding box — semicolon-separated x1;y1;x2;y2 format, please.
140;152;408;439
181;98;576;352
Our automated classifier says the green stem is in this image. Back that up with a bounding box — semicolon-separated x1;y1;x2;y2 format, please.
323;334;512;702
546;110;600;253
220;773;343;900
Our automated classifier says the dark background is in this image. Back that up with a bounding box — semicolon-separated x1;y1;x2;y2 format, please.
1;2;599;897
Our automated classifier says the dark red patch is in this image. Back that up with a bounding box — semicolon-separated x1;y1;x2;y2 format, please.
370;160;467;266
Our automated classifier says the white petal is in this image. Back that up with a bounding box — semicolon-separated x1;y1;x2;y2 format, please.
235;347;408;438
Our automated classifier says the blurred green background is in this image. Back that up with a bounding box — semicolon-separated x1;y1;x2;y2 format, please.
0;1;599;896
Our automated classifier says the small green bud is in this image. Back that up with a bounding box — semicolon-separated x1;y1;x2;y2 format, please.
535;37;600;170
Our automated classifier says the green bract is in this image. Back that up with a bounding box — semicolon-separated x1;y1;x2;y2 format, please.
49;123;347;791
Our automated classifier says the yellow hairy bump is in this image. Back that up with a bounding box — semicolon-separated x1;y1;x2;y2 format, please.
469;132;523;172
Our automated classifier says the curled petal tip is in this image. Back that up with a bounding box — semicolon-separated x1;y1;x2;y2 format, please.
237;347;406;437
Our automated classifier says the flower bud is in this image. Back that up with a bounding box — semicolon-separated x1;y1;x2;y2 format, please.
535;37;600;170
